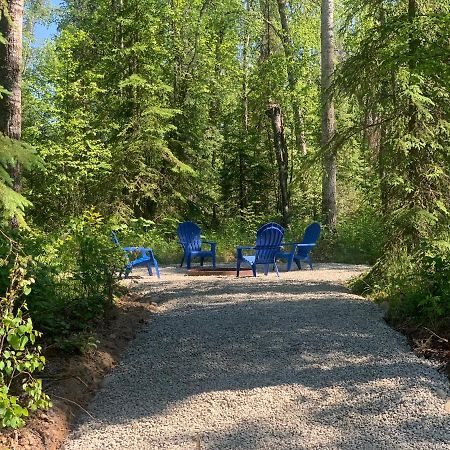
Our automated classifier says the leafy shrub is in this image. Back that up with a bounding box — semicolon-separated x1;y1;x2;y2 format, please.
0;135;35;225
24;210;126;349
0;238;51;429
311;205;384;265
351;237;450;326
409;240;450;322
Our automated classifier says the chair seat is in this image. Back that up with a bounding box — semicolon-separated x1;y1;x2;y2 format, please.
241;255;256;265
125;248;160;278
190;250;215;257
243;255;278;265
128;254;153;267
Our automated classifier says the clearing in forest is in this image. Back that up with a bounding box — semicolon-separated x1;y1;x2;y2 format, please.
63;264;450;450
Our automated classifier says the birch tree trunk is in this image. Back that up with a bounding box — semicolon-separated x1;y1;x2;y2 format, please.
267;103;289;227
320;0;337;231
0;0;24;228
276;0;307;156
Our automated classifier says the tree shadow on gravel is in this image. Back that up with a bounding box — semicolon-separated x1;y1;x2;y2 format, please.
135;279;354;305
203;414;450;450
69;278;450;449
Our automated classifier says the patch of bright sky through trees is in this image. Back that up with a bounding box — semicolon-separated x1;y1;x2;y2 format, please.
33;0;63;46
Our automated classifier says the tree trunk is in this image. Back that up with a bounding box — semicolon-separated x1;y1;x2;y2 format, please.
276;0;307;156
406;0;421;247
266;103;289;227
0;0;24;229
238;0;251;218
320;0;337;231
260;0;275;62
407;0;418;136
210;30;224;228
364;110;389;215
379;125;389;216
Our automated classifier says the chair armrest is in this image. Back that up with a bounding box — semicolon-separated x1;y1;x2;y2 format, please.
236;245;255;250
123;246;141;252
123;246;154;258
202;240;217;251
291;243;316;255
236;245;256;260
236;245;254;260
281;241;302;248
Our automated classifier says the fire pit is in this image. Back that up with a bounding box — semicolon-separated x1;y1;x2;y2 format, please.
186;267;253;277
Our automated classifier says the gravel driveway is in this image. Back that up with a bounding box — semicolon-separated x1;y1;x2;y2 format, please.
62;264;450;450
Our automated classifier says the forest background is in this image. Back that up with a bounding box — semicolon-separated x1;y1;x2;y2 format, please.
0;0;449;430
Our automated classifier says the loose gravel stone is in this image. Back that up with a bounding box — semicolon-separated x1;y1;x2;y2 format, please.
62;264;450;450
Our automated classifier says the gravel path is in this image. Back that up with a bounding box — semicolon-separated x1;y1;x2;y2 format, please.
62;264;450;450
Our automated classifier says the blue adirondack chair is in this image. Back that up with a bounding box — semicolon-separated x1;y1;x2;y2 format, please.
236;223;284;277
111;231;160;279
277;222;321;271
177;221;217;269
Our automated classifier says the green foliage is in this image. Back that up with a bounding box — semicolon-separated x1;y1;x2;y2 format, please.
314;205;383;265
24;210;127;349
337;0;450;245
22;0;326;228
352;238;450;326
337;0;450;326
0;237;51;429
0;134;35;223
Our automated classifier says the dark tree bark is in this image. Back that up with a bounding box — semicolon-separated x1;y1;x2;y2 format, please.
276;0;307;156
238;0;251;218
405;0;421;222
320;0;337;231
260;0;276;62
260;0;289;223
266;103;289;227
210;29;225;228
378;126;389;216
363;110;389;215
0;0;24;228
407;0;418;136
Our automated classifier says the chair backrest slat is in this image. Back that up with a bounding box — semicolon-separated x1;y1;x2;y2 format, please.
255;224;284;264
298;222;321;257
177;221;202;252
257;222;284;234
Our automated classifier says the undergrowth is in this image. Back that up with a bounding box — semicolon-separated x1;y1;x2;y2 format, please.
0;234;51;429
350;240;450;329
